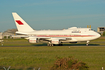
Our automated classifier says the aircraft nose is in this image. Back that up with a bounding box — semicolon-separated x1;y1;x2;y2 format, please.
96;33;101;38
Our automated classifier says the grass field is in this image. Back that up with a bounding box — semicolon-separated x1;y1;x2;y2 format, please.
0;37;105;70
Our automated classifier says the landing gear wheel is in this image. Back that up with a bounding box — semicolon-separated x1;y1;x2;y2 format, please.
51;44;53;46
47;42;54;46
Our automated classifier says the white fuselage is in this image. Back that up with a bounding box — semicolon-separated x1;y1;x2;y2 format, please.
18;27;100;43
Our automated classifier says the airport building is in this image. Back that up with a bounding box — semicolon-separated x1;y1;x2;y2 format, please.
97;27;105;35
3;29;17;39
3;29;27;39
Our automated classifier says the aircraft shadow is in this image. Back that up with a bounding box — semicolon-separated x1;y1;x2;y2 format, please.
62;44;100;46
31;43;47;46
31;43;100;46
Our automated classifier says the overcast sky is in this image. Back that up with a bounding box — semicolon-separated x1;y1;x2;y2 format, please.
0;0;105;32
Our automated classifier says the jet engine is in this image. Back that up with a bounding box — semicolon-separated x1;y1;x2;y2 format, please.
28;37;37;43
51;39;59;44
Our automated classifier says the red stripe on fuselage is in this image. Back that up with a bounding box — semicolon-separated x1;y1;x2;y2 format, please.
16;20;24;25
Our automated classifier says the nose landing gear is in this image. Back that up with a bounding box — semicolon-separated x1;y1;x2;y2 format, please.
86;41;90;46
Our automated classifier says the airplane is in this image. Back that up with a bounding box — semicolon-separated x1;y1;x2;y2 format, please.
12;12;101;46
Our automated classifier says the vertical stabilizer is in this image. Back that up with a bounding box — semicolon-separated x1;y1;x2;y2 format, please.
12;12;34;32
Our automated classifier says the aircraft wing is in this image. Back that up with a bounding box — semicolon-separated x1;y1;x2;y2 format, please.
28;36;77;44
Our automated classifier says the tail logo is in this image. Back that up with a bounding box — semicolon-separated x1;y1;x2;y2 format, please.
16;20;24;25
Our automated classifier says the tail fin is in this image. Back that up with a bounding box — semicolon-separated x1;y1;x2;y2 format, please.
12;12;34;32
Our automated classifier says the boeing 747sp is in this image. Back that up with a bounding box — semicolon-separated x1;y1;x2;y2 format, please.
12;12;100;46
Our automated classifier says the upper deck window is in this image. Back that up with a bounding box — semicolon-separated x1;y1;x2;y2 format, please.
72;30;81;33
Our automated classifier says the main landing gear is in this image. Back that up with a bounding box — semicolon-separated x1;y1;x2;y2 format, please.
47;43;54;46
47;42;63;46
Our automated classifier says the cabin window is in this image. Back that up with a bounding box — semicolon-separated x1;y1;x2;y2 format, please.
72;30;81;33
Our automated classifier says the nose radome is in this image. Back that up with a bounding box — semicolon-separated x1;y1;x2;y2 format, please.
97;33;101;38
96;33;101;39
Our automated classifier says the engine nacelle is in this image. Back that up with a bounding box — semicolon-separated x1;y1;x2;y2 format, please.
29;37;37;43
51;39;59;44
